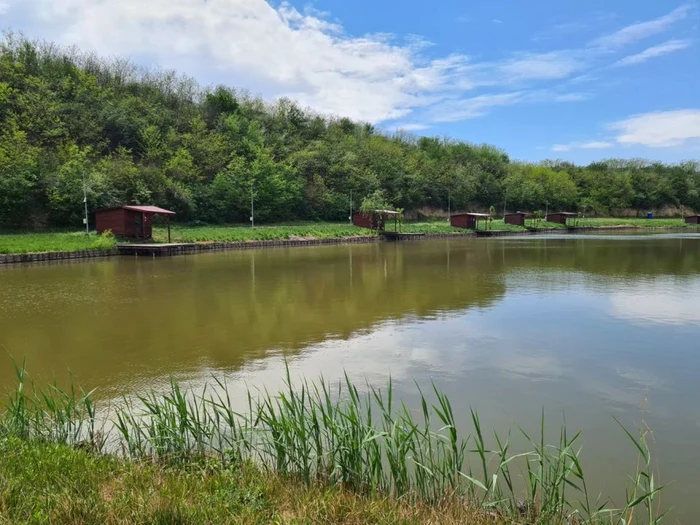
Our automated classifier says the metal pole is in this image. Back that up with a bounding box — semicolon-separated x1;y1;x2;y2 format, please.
447;191;451;222
83;173;89;235
250;184;254;228
503;194;507;220
350;190;353;222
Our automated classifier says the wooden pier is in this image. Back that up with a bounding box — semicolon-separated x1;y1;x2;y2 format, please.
381;232;426;241
117;243;197;257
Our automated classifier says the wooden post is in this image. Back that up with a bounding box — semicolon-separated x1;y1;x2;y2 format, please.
167;215;171;243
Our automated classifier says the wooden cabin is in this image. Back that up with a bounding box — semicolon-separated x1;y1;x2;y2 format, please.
450;213;490;230
546;212;577;225
95;205;175;240
685;215;700;224
352;210;398;231
504;212;532;227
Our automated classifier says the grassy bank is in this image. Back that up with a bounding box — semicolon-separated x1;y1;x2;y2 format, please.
1;217;695;255
0;437;489;524
0;231;116;255
0;363;665;524
575;217;690;228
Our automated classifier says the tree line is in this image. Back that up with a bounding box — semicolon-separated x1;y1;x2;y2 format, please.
1;33;698;229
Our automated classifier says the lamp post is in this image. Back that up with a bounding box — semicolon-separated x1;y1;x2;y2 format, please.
250;185;254;228
82;172;89;235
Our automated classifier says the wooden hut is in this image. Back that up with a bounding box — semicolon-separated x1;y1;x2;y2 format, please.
352;210;398;231
685;215;700;224
504;212;532;227
450;213;490;230
95;205;175;241
546;212;577;226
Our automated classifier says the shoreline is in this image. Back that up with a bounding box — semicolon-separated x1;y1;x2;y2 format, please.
0;225;697;266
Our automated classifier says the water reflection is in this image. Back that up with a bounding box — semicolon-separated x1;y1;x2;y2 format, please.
609;279;700;325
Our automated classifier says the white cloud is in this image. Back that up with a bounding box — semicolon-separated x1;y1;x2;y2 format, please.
608;109;700;147
391;123;430;131
8;0;476;123
492;19;503;24
429;92;524;122
590;4;692;51
4;1;695;127
551;92;591;102
552;141;613;152
614;39;690;66
0;2;9;15
499;51;584;81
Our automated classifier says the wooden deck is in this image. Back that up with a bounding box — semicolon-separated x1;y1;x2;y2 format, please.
117;243;197;256
381;232;426;241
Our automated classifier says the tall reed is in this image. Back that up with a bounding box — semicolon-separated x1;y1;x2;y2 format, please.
0;360;666;524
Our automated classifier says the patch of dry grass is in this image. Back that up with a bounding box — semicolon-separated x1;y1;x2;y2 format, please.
0;438;499;525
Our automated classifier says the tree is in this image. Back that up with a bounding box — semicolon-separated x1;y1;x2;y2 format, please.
0;124;40;227
360;190;393;214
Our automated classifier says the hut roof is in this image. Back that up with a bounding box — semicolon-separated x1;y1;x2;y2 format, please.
98;205;175;215
452;212;490;217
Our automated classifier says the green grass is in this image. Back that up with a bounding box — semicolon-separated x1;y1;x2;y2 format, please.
576;217;691;228
1;217;695;255
155;221;473;243
0;437;494;525
0;360;667;524
152;222;374;243
0;231;116;255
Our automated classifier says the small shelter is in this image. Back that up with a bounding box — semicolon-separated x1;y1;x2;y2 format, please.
352;210;399;232
546;212;577;226
450;213;490;230
96;205;175;241
504;212;532;227
685;215;700;224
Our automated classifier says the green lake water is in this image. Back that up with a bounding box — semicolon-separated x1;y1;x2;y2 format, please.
1;233;699;521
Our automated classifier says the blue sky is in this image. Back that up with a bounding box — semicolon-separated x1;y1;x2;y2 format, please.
2;0;699;164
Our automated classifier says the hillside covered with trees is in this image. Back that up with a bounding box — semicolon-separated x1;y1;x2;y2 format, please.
1;34;698;229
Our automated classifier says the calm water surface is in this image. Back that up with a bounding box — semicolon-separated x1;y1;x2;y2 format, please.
1;233;699;521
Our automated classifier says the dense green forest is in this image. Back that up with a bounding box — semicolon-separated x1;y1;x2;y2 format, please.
1;34;698;228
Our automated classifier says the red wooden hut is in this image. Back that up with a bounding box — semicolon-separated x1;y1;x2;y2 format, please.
95;205;175;241
450;213;490;230
504;212;532;227
352;210;398;231
685;215;700;224
546;212;577;226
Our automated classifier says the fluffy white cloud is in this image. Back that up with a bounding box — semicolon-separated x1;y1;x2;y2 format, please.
609;109;700;147
614;39;690;67
2;1;694;127
590;4;692;51
9;0;474;123
552;141;613;152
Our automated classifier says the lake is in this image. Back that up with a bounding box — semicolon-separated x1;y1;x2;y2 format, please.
1;233;699;521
